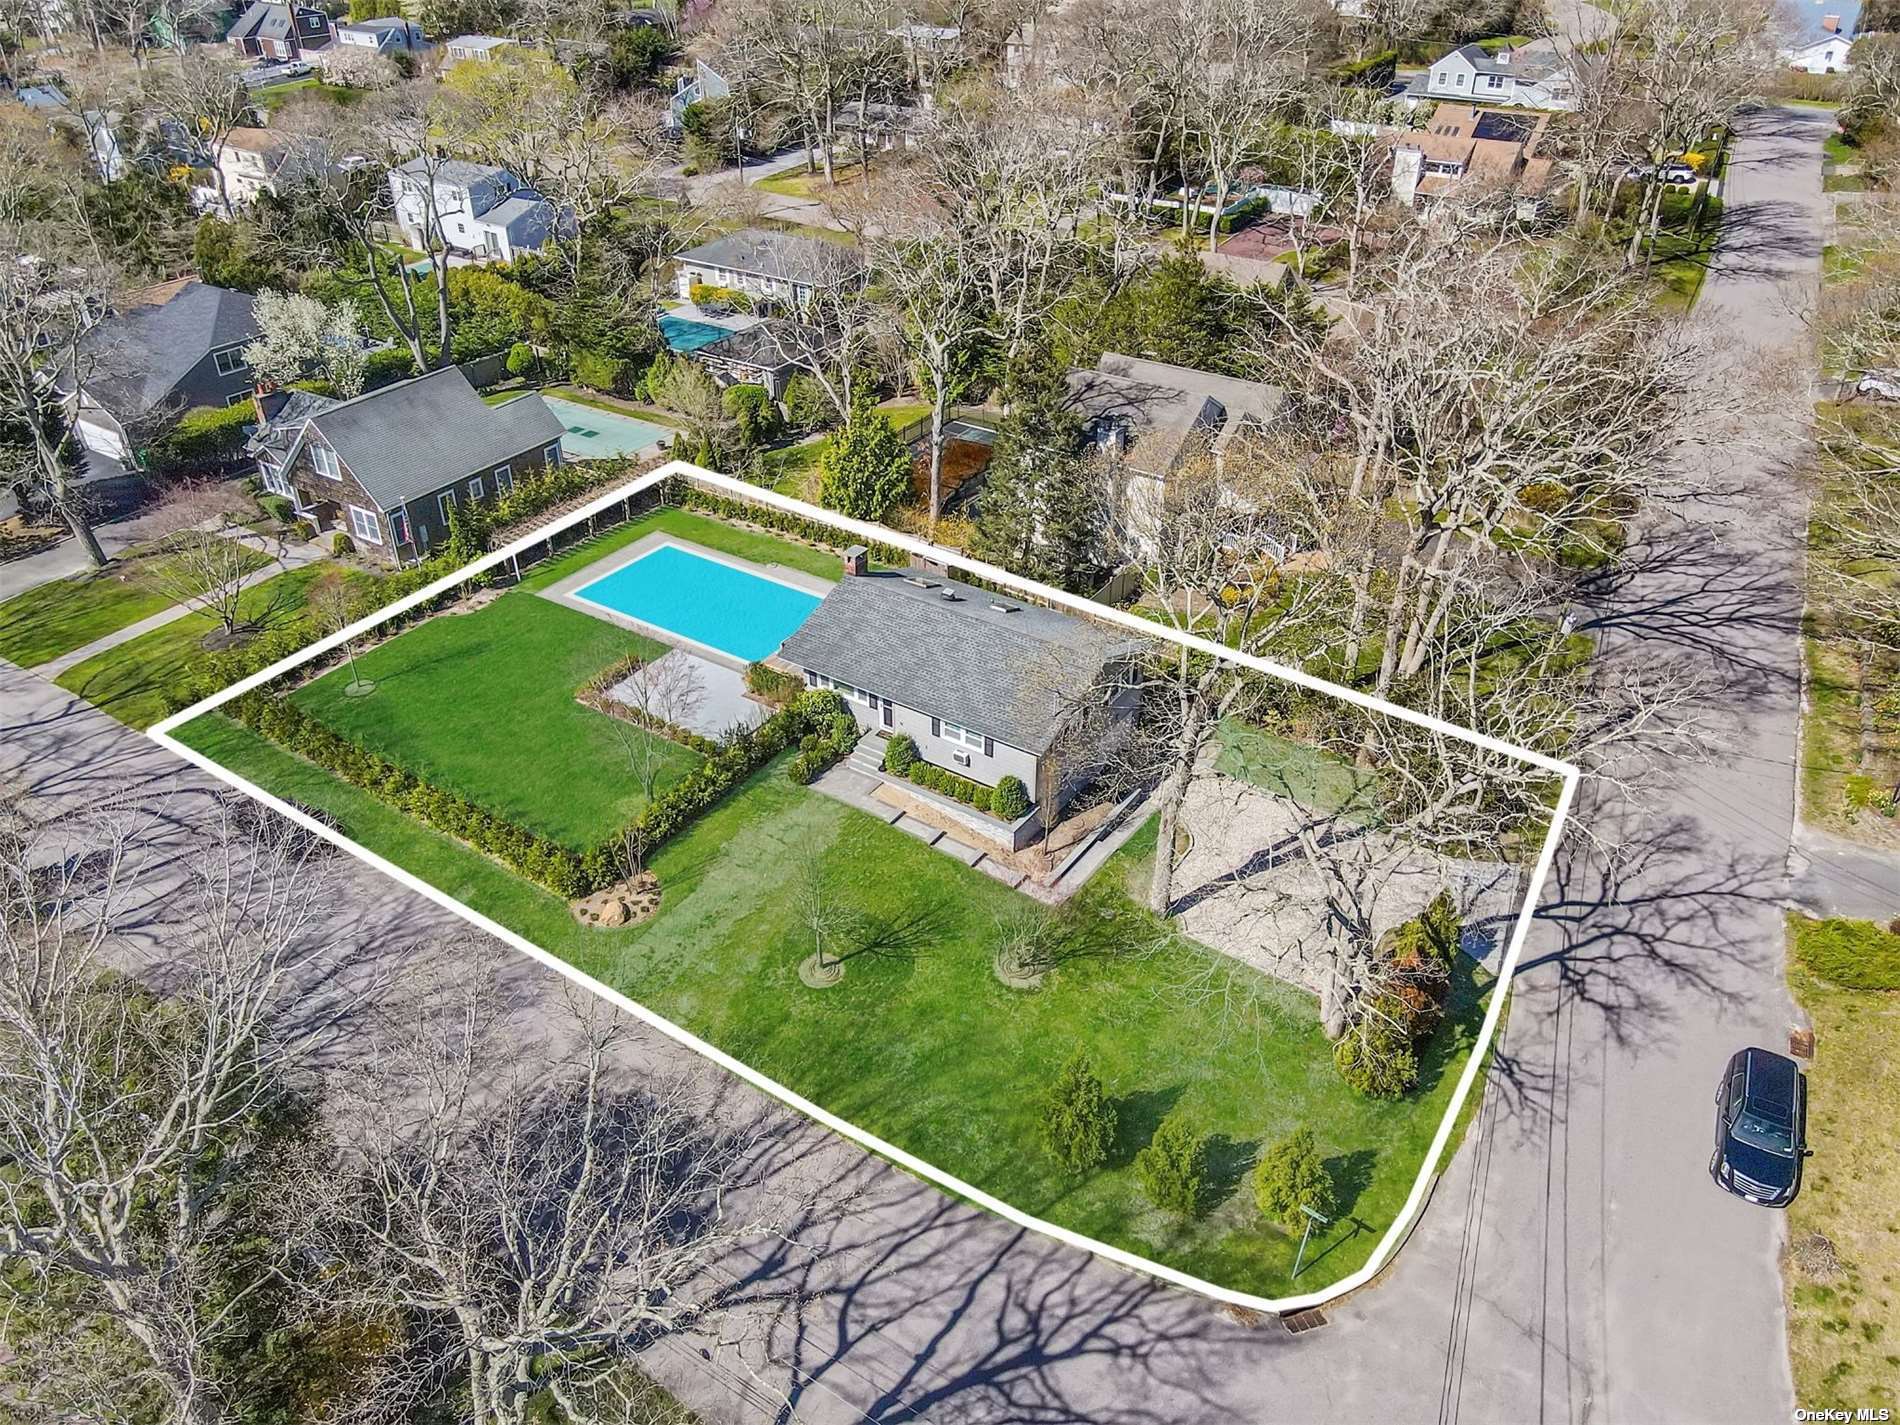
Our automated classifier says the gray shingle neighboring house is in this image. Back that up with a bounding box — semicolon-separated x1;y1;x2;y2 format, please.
226;0;334;59
674;228;860;310
779;561;1143;836
269;367;565;565
67;279;261;465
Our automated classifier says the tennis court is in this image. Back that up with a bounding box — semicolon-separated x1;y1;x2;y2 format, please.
543;395;672;461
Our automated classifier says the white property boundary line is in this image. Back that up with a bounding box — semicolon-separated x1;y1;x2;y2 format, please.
150;460;1580;1316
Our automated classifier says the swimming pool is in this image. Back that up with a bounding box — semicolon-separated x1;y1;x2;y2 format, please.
571;543;822;663
659;313;735;354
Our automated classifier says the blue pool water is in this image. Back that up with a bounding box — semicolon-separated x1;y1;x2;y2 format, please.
572;544;822;663
659;313;735;354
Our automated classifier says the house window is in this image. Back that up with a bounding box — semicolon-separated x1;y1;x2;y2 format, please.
391;507;411;544
495;465;514;493
224;392;251;407
941;720;984;750
346;504;383;545
468;475;485;501
260;463;292;497
542;442;561;467
213;347;246;376
311;444;342;479
438;490;456;524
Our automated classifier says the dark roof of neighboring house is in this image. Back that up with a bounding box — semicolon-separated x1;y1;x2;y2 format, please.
675;228;858;287
1444;39;1563;80
484;192;551;227
78;279;260;418
698;321;802;371
1788;0;1860;44
1064;353;1283;480
229;0;326;43
293;368;564;510
779;571;1139;754
394;155;512;190
342;15;421;32
249;387;339;456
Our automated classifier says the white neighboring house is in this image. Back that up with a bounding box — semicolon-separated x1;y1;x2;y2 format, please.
443;33;511;63
1415;40;1577;110
387;157;570;263
204;126;313;209
1780;3;1858;72
332;15;427;55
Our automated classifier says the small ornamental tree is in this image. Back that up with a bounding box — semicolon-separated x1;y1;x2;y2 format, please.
1333;1003;1420;1099
1134;1111;1206;1217
991;775;1030;820
818;393;911;520
1039;1050;1116;1174
1252;1127;1336;1232
444;496;489;567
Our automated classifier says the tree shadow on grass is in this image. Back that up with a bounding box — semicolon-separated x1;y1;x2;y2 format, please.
840;901;951;965
1201;1133;1259;1213
1107;1085;1182;1170
1325;1147;1377;1219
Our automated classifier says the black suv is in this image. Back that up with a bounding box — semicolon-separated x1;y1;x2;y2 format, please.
1710;1047;1808;1207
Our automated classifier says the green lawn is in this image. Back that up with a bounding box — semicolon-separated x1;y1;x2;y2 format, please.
1652;193;1725;312
0;543;270;669
54;562;351;730
1216;719;1381;818
290;592;691;851
176;708;1488;1299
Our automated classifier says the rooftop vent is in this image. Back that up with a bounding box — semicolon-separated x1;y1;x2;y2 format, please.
989;601;1019;613
902;575;936;589
938;589;961;602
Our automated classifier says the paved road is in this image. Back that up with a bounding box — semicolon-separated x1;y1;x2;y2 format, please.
0;108;1831;1425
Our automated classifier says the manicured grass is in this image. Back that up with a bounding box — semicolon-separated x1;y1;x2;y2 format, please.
290;590;690;850
1783;917;1900;1413
176;707;1489;1298
0;543;269;669
1652;194;1724;312
54;562;351;730
763;439;826;500
1823;132;1858;167
520;506;845;594
755;161;870;198
1216;719;1379;818
1792;915;1900;990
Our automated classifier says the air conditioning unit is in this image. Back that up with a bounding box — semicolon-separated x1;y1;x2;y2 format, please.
953;752;972;767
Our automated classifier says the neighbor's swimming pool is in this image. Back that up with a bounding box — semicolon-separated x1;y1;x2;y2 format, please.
571;543;822;663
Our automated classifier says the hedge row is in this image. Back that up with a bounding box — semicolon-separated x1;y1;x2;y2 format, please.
787;706;860;785
882;734;1032;821
744;660;804;707
228;690;592;896
670;483;908;567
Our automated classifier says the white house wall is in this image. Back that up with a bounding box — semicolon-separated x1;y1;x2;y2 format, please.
814;677;1044;792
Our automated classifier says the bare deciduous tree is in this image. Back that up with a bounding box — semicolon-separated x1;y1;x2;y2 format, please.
609;652;706;802
140;481;277;637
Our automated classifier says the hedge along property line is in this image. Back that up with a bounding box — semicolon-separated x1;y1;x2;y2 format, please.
228;683;860;899
672;482;910;568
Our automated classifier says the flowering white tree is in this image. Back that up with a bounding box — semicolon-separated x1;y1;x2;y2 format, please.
242;290;369;398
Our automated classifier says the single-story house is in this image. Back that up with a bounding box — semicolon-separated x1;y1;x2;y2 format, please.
66;279;261;465
205;125;320;209
333;15;427;54
1780;2;1858;72
673;228;860;311
779;553;1143;843
388;156;569;262
1410;40;1576;111
692;321;804;399
444;33;512;63
1064;352;1284;533
1390;104;1553;211
262;367;564;566
226;0;334;60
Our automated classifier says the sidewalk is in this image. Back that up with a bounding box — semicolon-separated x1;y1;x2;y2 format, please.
32;527;328;680
1790;821;1900;922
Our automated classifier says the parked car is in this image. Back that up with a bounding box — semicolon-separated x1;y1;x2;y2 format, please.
1626;161;1698;185
1856;369;1900;401
1710;1047;1808;1207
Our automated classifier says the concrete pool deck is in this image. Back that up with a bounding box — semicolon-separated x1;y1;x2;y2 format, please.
536;532;833;670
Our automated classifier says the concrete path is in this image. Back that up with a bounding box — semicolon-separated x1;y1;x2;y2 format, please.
31;528;329;681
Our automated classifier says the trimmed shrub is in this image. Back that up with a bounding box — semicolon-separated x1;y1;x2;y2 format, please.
690;281;754;314
1039;1050;1116;1174
991;774;1030;820
818;395;911;520
782;373;834;434
331;531;354;556
145;402;255;473
1252;1127;1336;1232
505;341;537;377
572;349;631;394
673;484;909;565
744;661;804;706
882;733;918;774
259;494;294;526
722;382;782;448
1134;1112;1206;1218
1333;1006;1421;1099
363;346;417;388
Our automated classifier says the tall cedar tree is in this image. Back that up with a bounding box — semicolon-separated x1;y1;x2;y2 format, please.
818;393;912;520
1038;1049;1117;1174
973;348;1105;593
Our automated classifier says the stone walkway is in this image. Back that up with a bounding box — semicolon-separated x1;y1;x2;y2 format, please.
810;760;1032;892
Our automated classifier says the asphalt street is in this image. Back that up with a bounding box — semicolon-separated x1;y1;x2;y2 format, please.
0;105;1842;1425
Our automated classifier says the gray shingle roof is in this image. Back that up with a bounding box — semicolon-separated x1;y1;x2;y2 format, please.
1065;353;1283;480
675;228;859;287
296;368;564;510
79;280;260;418
229;0;292;42
779;572;1139;753
1451;40;1562;80
394;155;512;192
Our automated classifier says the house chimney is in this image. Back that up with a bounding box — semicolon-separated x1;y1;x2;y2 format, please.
843;544;868;577
1821;12;1840;30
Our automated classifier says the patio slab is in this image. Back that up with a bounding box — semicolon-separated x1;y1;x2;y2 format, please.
935;834;985;867
606;648;765;741
891;814;943;846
